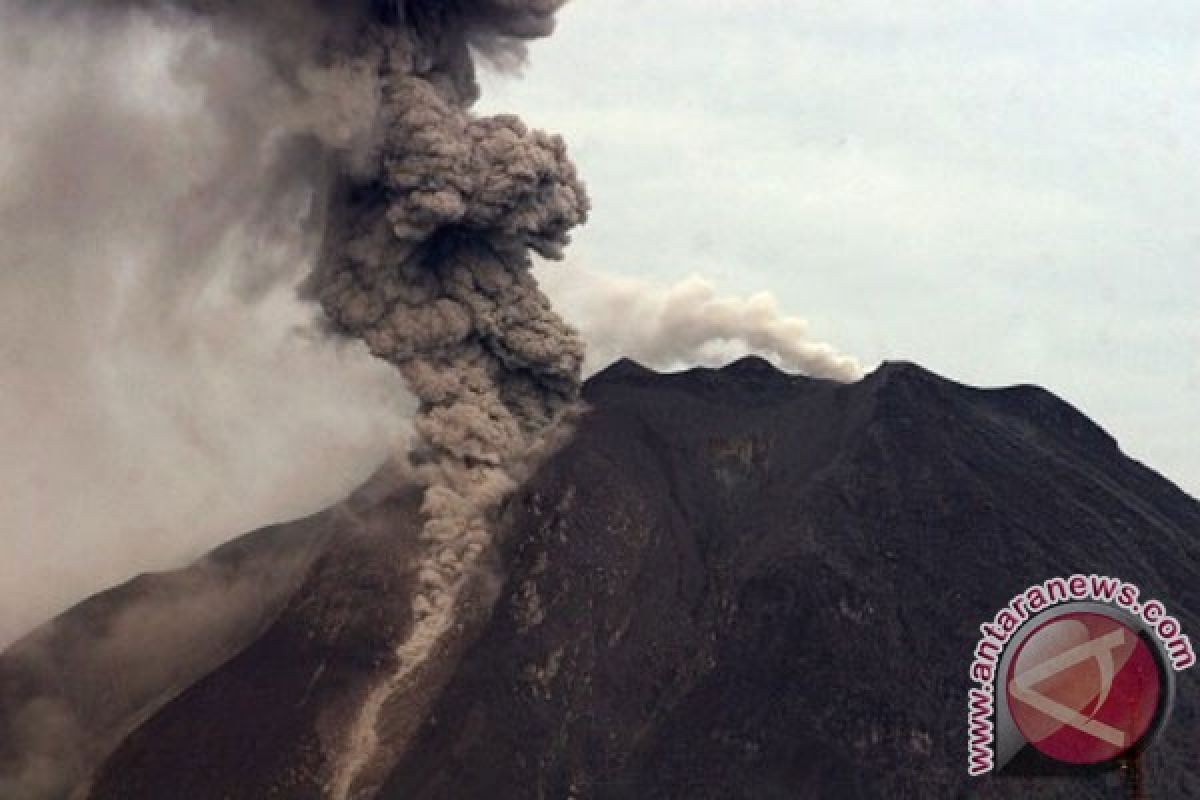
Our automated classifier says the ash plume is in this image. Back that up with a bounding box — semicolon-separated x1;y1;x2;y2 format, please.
295;6;590;794
13;0;587;795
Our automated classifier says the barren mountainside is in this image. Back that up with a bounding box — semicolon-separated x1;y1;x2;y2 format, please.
5;358;1199;798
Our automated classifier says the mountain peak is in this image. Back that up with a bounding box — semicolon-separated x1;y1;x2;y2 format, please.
864;359;951;385
586;355;825;393
717;354;783;375
587;357;657;385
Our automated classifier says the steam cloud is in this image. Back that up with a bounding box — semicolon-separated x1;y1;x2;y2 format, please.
537;265;863;380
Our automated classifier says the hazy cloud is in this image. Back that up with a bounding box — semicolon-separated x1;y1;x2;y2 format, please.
0;5;408;648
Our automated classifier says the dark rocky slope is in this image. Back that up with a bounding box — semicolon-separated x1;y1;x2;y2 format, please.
0;500;332;800
83;358;1200;797
84;473;433;800
0;465;407;800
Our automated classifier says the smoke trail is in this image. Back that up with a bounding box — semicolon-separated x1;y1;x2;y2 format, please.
537;265;863;381
302;8;589;795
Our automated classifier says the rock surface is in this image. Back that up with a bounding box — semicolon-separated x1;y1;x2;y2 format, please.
382;358;1200;798
9;358;1199;798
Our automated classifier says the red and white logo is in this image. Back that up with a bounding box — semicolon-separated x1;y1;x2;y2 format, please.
1006;611;1162;765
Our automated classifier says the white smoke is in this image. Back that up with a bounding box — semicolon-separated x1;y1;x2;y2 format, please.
537;264;863;381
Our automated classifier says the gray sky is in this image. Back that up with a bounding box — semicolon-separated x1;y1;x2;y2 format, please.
487;0;1200;496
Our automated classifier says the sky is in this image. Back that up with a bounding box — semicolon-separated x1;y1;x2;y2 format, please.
488;0;1199;495
0;0;1196;645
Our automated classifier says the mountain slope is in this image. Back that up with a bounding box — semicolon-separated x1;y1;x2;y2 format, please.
0;502;333;800
0;463;414;800
381;358;1200;798
83;358;1200;798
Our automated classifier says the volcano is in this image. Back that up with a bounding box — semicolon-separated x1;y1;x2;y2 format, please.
3;358;1198;799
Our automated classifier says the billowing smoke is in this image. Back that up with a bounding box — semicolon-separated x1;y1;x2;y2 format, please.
290;6;590;794
7;0;586;795
538;265;863;380
306;2;590;614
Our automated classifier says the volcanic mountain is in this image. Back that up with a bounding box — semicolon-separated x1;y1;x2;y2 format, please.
3;358;1198;798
